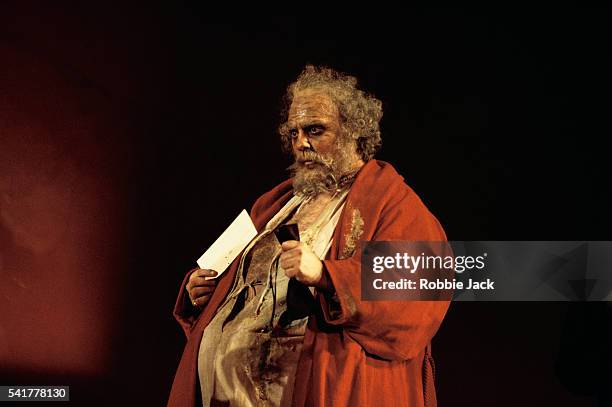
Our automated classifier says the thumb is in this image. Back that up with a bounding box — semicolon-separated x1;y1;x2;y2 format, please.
281;240;300;251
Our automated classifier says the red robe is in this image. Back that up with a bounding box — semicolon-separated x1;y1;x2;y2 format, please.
168;160;450;406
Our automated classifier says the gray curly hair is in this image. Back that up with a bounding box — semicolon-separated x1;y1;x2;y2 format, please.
279;65;383;162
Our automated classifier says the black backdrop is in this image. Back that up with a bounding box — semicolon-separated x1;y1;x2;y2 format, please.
0;4;610;406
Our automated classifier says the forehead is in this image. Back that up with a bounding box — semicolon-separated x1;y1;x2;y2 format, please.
287;89;339;125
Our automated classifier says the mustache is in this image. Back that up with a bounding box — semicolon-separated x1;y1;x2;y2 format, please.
287;150;332;174
296;150;327;164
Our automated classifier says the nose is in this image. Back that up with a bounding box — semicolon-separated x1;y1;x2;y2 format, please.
293;129;311;151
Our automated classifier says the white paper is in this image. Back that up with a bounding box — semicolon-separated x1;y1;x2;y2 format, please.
196;209;257;279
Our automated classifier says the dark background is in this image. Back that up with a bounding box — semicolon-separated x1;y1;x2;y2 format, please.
0;4;610;406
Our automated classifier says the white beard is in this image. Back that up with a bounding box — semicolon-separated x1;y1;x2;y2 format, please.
290;141;358;197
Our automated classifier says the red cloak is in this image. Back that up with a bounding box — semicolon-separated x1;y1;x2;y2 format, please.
168;160;450;406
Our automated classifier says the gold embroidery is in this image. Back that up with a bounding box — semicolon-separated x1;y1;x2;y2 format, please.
340;208;364;259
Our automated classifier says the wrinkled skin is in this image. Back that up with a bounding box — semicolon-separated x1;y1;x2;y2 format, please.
287;88;364;197
186;269;217;307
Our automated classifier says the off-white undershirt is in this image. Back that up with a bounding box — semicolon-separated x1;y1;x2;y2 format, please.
198;190;348;407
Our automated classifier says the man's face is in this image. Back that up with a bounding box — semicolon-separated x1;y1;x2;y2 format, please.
286;89;362;195
287;89;342;165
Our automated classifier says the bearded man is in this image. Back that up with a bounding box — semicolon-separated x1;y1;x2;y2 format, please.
168;66;450;407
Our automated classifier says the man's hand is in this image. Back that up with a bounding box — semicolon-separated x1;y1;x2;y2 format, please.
280;241;324;287
186;268;217;308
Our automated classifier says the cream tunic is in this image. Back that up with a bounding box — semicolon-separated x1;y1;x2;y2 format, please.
198;190;348;407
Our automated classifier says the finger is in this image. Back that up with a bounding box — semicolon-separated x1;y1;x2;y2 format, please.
197;269;218;278
192;286;215;298
188;269;216;287
283;266;297;278
189;276;218;288
283;246;306;258
279;255;299;270
280;250;300;261
192;294;212;307
281;240;300;251
281;251;301;262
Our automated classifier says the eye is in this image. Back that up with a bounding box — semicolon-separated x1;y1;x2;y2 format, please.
308;126;323;136
288;129;298;139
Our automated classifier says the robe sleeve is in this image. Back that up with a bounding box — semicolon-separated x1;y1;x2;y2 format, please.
172;267;201;337
318;189;450;361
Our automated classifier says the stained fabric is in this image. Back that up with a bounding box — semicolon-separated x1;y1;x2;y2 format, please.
169;160;450;407
198;191;348;406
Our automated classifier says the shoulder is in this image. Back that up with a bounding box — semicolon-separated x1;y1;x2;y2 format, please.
349;160;446;240
347;160;417;213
